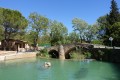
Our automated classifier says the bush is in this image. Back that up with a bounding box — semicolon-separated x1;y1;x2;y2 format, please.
84;52;92;59
92;40;103;44
37;48;50;58
70;51;85;60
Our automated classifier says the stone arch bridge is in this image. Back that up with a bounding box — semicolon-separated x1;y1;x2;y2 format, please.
46;43;93;59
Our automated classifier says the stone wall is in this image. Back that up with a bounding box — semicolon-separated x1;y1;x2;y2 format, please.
87;48;120;63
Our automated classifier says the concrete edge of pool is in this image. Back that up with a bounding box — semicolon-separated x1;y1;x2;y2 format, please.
0;52;37;61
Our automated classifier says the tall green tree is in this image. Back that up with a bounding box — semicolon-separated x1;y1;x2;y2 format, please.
24;31;38;46
29;12;49;47
106;0;120;38
0;9;4;40
0;26;4;41
111;22;120;46
72;18;88;43
0;8;28;40
106;0;120;46
68;31;79;43
84;24;99;43
97;0;120;46
0;8;3;24
107;0;120;25
39;35;50;44
50;20;68;45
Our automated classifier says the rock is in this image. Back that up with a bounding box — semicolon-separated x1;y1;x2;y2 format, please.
44;62;51;67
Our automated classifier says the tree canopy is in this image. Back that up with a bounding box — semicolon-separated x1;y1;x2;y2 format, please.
97;0;120;46
0;0;120;48
72;18;88;43
28;12;49;47
0;8;28;40
50;20;68;45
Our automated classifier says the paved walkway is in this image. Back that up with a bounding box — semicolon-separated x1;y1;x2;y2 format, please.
0;51;37;61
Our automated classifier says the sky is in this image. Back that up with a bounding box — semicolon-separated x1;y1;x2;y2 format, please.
0;0;120;32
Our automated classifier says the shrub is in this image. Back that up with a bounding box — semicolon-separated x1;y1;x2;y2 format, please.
37;48;50;58
70;51;85;60
84;52;92;59
92;40;103;44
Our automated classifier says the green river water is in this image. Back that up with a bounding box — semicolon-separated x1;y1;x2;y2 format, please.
0;58;120;80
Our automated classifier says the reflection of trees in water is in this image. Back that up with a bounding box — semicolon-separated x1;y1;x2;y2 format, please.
74;68;88;79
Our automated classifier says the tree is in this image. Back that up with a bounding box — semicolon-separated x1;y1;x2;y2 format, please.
84;24;99;43
39;35;50;44
107;0;120;25
97;0;120;46
24;31;38;46
0;8;28;40
0;26;4;41
105;0;120;40
72;18;88;43
0;8;28;50
28;12;49;48
0;8;3;24
0;8;4;40
97;15;107;39
50;20;68;45
68;31;79;43
111;22;120;46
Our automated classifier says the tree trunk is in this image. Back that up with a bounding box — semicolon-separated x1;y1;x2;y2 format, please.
4;27;7;40
80;36;82;43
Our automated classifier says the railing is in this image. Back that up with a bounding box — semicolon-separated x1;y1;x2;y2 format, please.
93;44;120;49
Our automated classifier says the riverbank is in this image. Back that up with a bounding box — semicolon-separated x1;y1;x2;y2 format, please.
0;51;37;61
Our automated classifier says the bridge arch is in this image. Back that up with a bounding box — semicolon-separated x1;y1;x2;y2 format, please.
47;43;93;59
48;50;59;58
65;46;80;59
65;46;82;59
65;47;76;59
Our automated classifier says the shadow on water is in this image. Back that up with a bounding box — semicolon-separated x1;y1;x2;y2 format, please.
103;63;120;80
74;68;88;79
111;63;120;80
